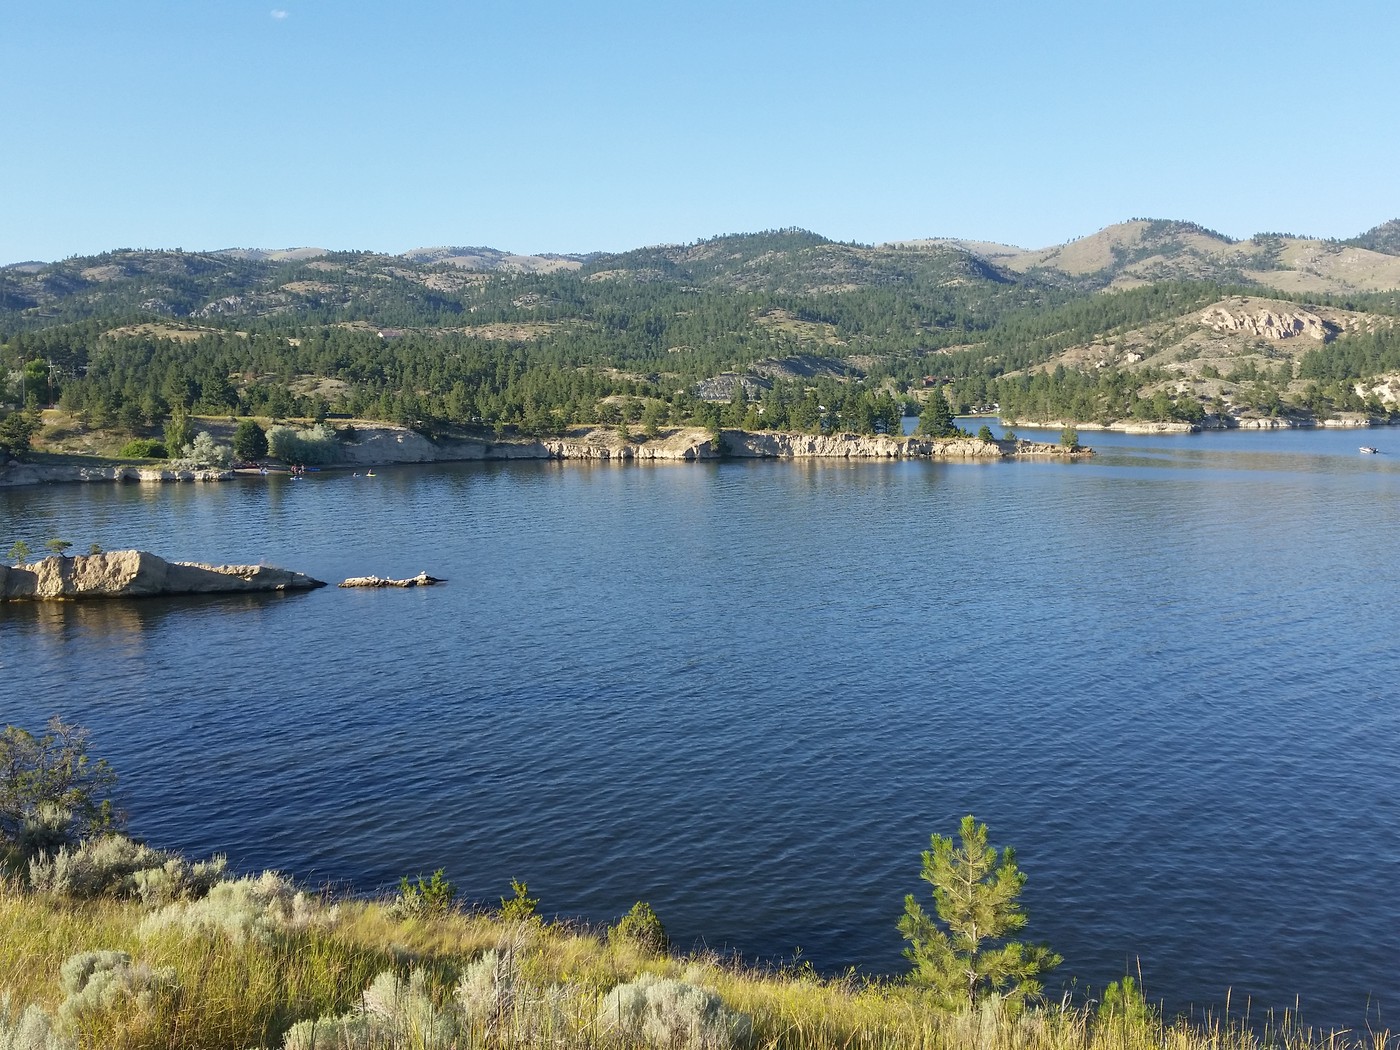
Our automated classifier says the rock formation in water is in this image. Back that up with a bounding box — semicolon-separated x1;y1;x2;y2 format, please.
339;572;444;588
0;550;325;601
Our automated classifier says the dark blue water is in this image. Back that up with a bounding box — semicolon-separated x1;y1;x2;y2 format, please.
3;425;1398;1032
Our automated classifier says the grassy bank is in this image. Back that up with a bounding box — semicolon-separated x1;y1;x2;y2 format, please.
0;862;1378;1050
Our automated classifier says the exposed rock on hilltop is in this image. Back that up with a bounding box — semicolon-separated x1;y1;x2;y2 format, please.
1022;296;1392;378
397;246;586;273
0;551;324;601
1199;302;1334;342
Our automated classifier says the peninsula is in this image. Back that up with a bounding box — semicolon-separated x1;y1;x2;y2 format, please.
0;424;1088;488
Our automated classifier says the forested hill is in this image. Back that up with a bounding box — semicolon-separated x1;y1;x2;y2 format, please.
4;220;1400;445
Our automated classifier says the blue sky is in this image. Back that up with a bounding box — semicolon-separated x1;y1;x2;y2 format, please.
4;0;1398;263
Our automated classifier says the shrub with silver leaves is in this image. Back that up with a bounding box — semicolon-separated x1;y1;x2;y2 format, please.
56;951;178;1026
0;994;70;1050
600;973;751;1050
139;871;332;944
453;949;564;1045
171;431;233;470
29;833;226;904
283;968;456;1050
266;424;339;466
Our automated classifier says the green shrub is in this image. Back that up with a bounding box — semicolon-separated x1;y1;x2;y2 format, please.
266;424;339;465
1060;427;1080;450
498;879;540;924
163;410;193;456
0;719;119;858
116;439;167;459
977;425;995;443
394;868;455;918
609;901;669;955
1096;975;1156;1030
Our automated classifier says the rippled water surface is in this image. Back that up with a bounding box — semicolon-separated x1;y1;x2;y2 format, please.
3;425;1398;1031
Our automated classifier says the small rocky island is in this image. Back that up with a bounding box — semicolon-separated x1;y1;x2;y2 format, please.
340;572;444;588
0;550;325;601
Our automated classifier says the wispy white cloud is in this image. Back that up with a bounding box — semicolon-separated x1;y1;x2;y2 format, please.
270;9;289;19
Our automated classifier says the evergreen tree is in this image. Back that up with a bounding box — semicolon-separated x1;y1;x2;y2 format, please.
0;410;38;458
164;407;194;456
232;419;268;461
918;388;956;437
899;815;1060;1010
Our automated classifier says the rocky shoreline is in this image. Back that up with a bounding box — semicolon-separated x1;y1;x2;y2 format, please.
0;550;324;601
0;426;1088;488
0;463;235;487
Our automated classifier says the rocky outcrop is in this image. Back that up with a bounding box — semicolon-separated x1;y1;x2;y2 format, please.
336;428;465;465
540;432;714;461
335;425;1086;463
339;572;444;588
0;463;232;487
0;551;324;601
1200;302;1332;341
726;431;911;458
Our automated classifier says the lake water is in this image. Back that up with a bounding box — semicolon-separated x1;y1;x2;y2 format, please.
3;423;1398;1032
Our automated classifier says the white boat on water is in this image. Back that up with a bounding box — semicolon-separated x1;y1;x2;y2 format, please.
1360;446;1380;454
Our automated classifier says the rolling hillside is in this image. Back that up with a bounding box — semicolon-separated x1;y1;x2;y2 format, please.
4;219;1400;441
900;220;1400;295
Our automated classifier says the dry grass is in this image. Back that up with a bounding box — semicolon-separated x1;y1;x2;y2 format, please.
0;878;1387;1050
104;322;228;343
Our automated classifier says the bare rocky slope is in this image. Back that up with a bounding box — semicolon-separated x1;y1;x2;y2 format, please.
1009;294;1400;409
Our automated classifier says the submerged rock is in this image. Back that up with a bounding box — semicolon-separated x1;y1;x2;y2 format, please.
0;551;325;601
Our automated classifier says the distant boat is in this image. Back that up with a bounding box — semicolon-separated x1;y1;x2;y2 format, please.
365;470;377;477
1360;446;1380;454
